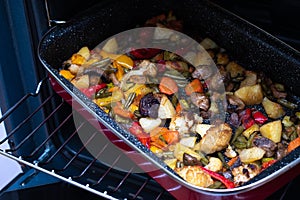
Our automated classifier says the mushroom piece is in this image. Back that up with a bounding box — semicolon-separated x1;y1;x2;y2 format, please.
119;60;157;89
192;65;213;80
183;153;200;166
190;92;210;111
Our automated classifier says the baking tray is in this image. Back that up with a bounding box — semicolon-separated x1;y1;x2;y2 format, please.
38;0;300;199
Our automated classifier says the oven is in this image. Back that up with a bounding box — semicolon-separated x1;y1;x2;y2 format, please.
0;0;300;200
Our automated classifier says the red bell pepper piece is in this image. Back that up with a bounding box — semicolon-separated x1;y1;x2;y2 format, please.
130;48;161;59
129;122;151;148
240;108;255;129
261;159;276;170
80;83;107;98
252;110;268;124
242;118;255;129
199;166;235;189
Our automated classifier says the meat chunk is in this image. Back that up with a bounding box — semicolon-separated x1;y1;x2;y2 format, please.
175;166;214;187
199;123;232;154
252;136;277;157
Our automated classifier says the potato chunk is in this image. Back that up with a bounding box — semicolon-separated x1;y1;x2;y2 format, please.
239;147;266;163
262;97;285;119
259;120;282;143
234;84;263;105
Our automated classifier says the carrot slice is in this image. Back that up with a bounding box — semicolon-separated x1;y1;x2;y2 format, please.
227;156;238;167
287;137;300;153
185;79;203;95
175;103;182;113
159;77;178;95
113;102;134;119
162;130;179;144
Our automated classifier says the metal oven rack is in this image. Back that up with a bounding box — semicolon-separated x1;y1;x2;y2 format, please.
0;79;174;200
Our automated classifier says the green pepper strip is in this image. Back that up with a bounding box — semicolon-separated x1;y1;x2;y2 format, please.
199;166;235;189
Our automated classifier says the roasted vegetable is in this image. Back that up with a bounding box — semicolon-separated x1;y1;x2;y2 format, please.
59;12;300;190
262;97;285;119
234;84;263;105
260;120;282;143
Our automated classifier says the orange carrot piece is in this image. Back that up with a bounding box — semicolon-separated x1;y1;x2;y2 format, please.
150;127;168;141
113;102;134;119
159;77;178;95
185;79;203;95
227;156;238;167
176;103;182;113
287;137;300;153
162;130;179;144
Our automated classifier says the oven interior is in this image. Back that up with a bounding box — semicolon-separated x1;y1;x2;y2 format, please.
0;0;299;200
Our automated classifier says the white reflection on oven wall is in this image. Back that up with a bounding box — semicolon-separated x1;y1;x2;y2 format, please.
0;109;22;191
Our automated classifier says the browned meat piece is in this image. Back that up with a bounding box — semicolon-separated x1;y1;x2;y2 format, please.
190;93;210;111
192;65;213;80
199;123;232;154
252;136;277;157
276;143;288;160
270;84;287;99
227;94;245;111
174;166;214;187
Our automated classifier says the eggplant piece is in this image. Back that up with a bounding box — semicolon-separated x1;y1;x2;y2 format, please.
139;93;160;118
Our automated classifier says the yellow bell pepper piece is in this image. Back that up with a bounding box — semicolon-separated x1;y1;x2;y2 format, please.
115;55;133;69
94;88;123;106
100;50;133;69
99;50;120;60
129;104;138;113
123;84;153;100
114;62;125;81
71;54;86;65
59;70;75;81
150;145;163;154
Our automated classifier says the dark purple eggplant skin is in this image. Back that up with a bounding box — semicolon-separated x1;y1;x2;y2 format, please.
139;93;160;118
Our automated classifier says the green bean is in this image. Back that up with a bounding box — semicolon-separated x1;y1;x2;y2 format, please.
230;126;244;144
179;99;190;110
233;141;247;149
277;99;298;110
134;110;142;118
217;152;229;169
261;82;272;95
208;181;223;189
95;90;112;98
236;135;247;143
89;57;111;68
290;131;298;141
247;132;257;148
200;157;209;165
282;132;289;140
274;83;285;92
114;115;131;124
